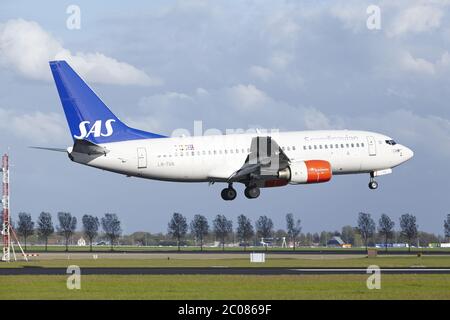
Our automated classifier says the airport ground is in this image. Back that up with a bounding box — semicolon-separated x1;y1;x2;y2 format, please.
1;252;450;299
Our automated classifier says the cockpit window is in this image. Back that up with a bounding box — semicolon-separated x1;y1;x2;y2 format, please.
385;139;397;145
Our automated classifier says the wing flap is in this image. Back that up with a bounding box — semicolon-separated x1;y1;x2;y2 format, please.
228;136;291;183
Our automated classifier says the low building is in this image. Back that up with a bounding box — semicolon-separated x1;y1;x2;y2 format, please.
77;237;86;246
327;236;345;247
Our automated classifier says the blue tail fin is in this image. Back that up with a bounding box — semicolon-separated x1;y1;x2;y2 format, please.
49;60;165;143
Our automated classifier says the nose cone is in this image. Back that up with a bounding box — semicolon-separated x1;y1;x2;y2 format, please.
403;146;414;161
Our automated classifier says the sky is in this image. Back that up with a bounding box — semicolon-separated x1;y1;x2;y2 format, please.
0;0;449;235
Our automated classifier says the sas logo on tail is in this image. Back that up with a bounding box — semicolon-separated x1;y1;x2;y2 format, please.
74;119;115;139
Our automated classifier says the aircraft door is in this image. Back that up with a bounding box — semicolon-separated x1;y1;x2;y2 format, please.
137;147;147;168
367;136;377;156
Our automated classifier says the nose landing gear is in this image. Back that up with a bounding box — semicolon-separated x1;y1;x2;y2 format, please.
368;180;378;190
368;173;378;190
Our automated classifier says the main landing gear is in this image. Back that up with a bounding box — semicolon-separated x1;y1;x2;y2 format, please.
368;173;378;190
244;185;260;199
221;184;237;201
220;184;261;200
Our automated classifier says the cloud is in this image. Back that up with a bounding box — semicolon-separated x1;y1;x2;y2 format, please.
329;2;368;32
400;52;436;74
0;108;67;144
263;10;301;45
302;107;335;130
437;51;450;67
269;51;294;70
388;4;444;37
130;84;345;137
225;84;270;112
248;65;273;82
0;19;162;86
398;51;450;75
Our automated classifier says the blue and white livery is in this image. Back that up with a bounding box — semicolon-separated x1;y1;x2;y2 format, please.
40;61;414;200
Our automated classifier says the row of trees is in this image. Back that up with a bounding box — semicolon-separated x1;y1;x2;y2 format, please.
168;212;450;251
10;211;450;251
14;212;121;251
168;212;302;251
357;212;424;252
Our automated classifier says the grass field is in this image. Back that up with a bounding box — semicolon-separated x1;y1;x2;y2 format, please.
1;274;450;299
2;254;450;299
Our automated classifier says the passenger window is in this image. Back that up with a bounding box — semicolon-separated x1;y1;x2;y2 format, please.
292;146;296;151
346;144;349;148
335;144;339;148
287;147;291;151
341;144;344;148
351;143;354;148
356;143;359;147
314;145;317;150
303;146;307;150
330;144;333;149
308;146;312;150
361;143;364;147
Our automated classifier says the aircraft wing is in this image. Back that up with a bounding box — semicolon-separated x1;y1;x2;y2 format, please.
228;136;291;183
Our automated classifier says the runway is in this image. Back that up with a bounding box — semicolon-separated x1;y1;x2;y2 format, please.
2;267;450;275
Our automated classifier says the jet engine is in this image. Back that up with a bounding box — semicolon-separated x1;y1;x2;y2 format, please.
278;160;332;184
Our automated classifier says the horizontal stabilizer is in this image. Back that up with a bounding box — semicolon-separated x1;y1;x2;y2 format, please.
29;146;67;153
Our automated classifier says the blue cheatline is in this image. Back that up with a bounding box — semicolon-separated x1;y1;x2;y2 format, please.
49;60;166;144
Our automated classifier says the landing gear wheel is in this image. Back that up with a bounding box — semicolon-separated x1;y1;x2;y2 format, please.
368;181;378;190
244;186;260;199
221;187;237;201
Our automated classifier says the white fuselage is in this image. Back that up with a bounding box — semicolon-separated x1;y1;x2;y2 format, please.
69;130;413;184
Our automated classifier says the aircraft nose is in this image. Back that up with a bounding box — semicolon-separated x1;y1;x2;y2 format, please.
403;146;414;161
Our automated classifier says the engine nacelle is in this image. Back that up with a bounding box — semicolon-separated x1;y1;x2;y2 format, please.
278;160;332;184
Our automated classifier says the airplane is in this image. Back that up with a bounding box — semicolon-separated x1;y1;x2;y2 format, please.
37;60;414;201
